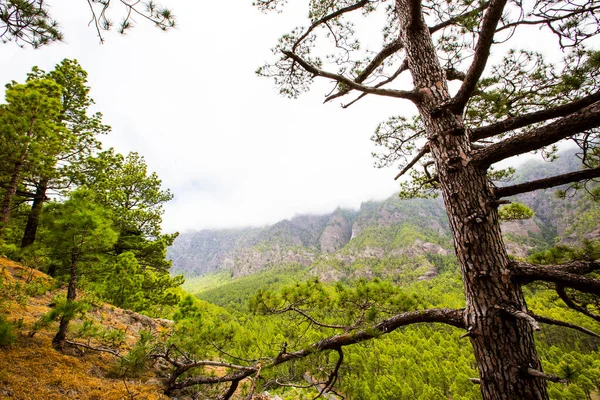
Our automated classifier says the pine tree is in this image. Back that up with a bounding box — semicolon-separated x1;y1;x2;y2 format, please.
0;78;68;240
41;189;117;350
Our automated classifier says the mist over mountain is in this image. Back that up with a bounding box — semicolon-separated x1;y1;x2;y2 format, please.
168;150;599;278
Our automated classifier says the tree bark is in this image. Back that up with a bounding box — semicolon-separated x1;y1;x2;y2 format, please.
395;0;548;398
21;177;49;248
52;252;79;351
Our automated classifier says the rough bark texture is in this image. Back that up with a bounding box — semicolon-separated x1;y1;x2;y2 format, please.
395;0;548;398
20;177;49;248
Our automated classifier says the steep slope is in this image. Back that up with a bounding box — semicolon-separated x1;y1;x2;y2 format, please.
0;257;170;399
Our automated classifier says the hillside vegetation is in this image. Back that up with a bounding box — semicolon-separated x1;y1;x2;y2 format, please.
0;257;170;399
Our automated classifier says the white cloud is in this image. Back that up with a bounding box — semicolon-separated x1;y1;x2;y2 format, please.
0;1;405;233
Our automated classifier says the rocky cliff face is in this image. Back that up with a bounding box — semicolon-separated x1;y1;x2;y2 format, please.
168;150;599;278
319;209;354;253
168;196;450;277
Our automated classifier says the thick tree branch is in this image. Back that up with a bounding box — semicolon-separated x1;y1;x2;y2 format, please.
409;0;424;30
495;167;600;198
220;381;239;400
474;101;600;167
451;0;509;113
470;91;600;141
529;311;600;338
160;308;464;393
511;261;600;295
282;51;420;102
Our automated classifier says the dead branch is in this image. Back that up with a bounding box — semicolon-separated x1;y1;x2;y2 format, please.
528;311;600;338
526;368;567;383
556;286;600;324
283;51;420;102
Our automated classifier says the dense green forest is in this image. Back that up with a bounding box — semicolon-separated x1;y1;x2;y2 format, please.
177;238;600;399
2;0;600;398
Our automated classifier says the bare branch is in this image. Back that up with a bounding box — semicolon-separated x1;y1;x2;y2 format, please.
282;51;420;102
160;308;465;393
338;60;410;107
279;306;356;331
474;101;600;167
529;311;600;338
495;167;600;198
471;91;600;141
556;286;600;324
324;41;406;103
451;0;509;113
394;144;430;180
526;368;567;383
313;348;343;400
244;363;263;400
64;340;122;357
293;0;370;52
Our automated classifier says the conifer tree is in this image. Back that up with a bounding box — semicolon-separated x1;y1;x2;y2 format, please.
42;189;117;350
0;78;68;240
19;59;110;249
0;0;175;47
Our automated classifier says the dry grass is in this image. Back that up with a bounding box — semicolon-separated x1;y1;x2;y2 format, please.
0;257;170;400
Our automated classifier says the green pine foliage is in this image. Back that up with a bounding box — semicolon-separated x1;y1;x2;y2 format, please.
166;241;600;399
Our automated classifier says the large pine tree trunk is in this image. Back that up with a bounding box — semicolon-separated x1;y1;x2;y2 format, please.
396;1;548;398
21;177;49;248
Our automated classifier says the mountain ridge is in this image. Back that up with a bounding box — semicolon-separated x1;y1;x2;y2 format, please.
168;150;599;278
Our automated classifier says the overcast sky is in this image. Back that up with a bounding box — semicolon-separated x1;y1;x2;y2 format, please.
0;1;413;233
0;1;565;234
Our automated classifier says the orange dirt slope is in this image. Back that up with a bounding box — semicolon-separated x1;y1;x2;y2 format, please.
0;256;170;400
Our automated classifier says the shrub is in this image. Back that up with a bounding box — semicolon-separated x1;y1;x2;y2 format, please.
0;316;16;347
